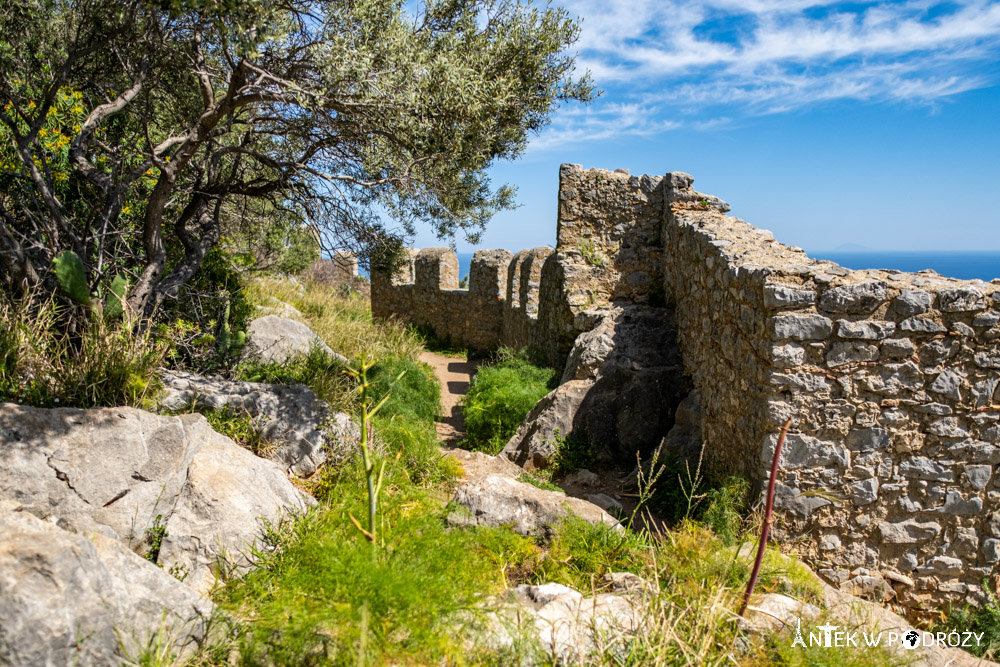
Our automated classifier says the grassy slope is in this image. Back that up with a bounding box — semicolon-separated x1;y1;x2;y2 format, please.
173;279;902;666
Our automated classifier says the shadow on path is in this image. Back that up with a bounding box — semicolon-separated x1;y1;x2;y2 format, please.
418;351;480;446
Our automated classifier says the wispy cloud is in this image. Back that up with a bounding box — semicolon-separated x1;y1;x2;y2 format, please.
533;0;1000;147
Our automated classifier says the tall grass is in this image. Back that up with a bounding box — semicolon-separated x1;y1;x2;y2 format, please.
0;295;165;408
246;278;424;363
461;348;558;454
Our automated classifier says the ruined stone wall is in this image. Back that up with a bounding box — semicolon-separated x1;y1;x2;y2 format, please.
661;172;1000;614
371;248;511;350
371;164;1000;613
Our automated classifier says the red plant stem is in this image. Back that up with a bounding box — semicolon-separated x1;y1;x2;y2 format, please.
738;418;793;618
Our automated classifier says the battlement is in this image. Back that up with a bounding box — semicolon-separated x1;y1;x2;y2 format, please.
371;165;1000;613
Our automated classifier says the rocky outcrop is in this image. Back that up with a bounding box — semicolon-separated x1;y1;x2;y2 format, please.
247;314;345;364
159;371;360;477
474;579;644;662
502;304;687;469
0;504;217;666
447;473;620;537
0;403;312;595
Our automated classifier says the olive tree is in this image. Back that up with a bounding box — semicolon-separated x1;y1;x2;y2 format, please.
0;0;592;315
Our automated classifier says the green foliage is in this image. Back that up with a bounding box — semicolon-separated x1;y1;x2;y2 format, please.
408;323;469;358
104;274;129;320
536;517;651;590
158;247;253;374
578;239;606;268
460;348;557;454
0;0;592;312
517;471;563;493
940;585;1000;658
550;430;597;478
217;467;497;665
202;408;269;458
368;358;440;425
144;515;167;564
0;295;165;408
700;476;751;545
52;251;90;305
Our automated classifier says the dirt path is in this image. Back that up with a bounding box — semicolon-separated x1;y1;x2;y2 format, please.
419;351;480;446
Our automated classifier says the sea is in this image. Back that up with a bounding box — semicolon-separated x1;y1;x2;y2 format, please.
455;251;1000;283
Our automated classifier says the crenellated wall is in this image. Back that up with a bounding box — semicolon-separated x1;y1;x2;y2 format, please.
371;164;1000;615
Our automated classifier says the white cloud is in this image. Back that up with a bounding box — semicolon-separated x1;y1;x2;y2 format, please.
532;0;1000;147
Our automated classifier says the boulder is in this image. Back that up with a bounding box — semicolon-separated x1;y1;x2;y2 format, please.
503;304;686;469
447;474;620;537
0;403;313;595
247;315;346;365
159;371;360;476
475;581;643;662
0;504;217;666
500;380;591;470
443;447;524;482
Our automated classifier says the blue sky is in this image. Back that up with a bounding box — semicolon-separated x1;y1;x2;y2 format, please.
412;0;1000;254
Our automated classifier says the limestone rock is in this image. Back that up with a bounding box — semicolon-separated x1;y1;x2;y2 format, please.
443;448;523;482
819;280;890;314
159;370;360;477
500;380;592;470
476;582;643;662
0;403;312;595
0;505;216;666
447;474;620;537
740;593;820;632
247;314;345;364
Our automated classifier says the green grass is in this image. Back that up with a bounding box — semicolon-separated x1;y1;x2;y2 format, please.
460;348;558;455
938;585;1000;659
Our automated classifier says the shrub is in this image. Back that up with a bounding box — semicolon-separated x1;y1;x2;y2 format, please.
940;585;1000;658
461;348;557;454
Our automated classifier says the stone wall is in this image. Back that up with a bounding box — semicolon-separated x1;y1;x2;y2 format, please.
371;164;1000;614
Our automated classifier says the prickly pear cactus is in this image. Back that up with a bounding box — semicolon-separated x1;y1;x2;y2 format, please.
52;251;90;305
104;274;128;319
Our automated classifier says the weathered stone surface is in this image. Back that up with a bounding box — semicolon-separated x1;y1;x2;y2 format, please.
819;280;889;314
826;341;879;367
501;380;592;470
764;433;849;470
740;593;820;632
837;320;896;340
773;483;831;517
0;403;312;595
448;474;620;537
770;313;833;340
878;519;942;544
899;317;947;334
0;505;215;666
899;457;955;482
881;337;916;358
929;369;964;401
850;478;879;505
771;342;806;367
477;581;642;661
763;285;816;309
939;286;986;312
846;427;890;452
159;371;359;477
247;315;343;364
893;290;933;316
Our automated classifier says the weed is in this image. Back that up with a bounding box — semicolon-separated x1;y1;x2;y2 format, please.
517;471;563;493
201;407;271;457
578;238;606;268
549;429;596;478
408;323;468;358
0;294;165;409
939;583;1000;658
144;515;167;564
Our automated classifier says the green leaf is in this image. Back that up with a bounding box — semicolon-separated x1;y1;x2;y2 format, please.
52;251;90;305
104;273;128;319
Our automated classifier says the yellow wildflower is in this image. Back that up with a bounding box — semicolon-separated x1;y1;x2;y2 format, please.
71;106;83;114
122;206;132;215
38;129;47;137
28;100;35;109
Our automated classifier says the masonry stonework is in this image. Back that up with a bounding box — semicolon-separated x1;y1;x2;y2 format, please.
371;164;1000;615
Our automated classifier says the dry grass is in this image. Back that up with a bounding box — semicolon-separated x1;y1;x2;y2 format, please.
246;278;424;363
